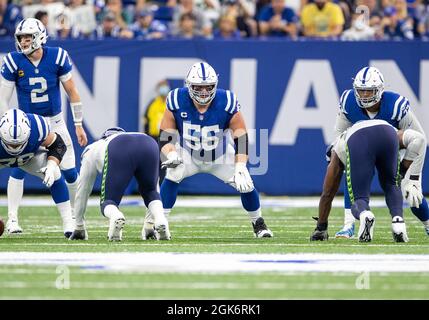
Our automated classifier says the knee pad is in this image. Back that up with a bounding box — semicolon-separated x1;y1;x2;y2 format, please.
62;168;78;184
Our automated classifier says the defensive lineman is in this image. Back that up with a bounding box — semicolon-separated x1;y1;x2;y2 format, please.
0;109;74;237
334;67;428;238
311;119;426;242
0;18;87;234
69;128;169;241
154;62;273;238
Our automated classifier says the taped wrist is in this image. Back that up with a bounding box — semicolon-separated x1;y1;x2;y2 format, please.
70;102;83;126
234;133;248;155
47;133;67;162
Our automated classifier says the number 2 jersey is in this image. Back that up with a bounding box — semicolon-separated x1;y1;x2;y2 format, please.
166;87;240;162
0;112;49;167
1;46;72;117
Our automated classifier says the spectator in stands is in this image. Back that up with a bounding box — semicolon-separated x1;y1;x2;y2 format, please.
382;5;414;39
416;2;429;39
131;9;168;39
91;10;133;39
220;0;257;37
0;0;22;37
66;0;97;38
194;0;221;25
34;10;49;27
171;11;207;38
172;0;212;37
213;14;242;38
341;13;376;40
258;0;298;38
300;0;345;38
103;0;133;29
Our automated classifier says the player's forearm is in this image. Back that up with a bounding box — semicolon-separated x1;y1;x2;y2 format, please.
402;129;427;179
63;78;83;126
159;129;179;159
234;132;249;164
0;79;14;113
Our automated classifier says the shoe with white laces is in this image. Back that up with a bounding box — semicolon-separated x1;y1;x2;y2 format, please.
108;213;125;241
335;224;355;239
6;219;22;234
358;211;375;242
392;216;409;243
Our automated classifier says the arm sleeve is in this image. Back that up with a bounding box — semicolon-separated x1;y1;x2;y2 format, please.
59;72;72;83
334;111;352;136
402;129;427;178
398;111;426;138
74;153;98;227
0;77;15;114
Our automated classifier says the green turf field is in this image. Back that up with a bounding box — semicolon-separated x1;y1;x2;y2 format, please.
0;204;428;299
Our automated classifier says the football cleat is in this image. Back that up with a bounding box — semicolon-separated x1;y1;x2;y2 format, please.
108;214;125;241
155;222;171;241
252;217;273;238
142;222;156;240
310;229;328;241
335;224;355;239
425;226;429;236
6;219;22;234
392;216;409;243
358;211;375;242
69;229;88;240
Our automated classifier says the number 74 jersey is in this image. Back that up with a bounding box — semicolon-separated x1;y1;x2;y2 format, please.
1;47;72;117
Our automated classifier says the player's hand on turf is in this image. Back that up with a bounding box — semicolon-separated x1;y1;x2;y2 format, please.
38;160;57;188
232;162;254;193
310;229;328;241
401;178;423;208
75;125;88;147
161;151;183;169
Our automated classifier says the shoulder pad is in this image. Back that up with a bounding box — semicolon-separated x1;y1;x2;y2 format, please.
339;89;353;114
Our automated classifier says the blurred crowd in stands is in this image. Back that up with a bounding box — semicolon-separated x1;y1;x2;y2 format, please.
0;0;428;41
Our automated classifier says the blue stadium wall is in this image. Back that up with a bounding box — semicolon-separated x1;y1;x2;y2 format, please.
0;39;428;195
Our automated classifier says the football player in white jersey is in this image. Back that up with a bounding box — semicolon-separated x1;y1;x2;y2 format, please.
0;18;88;234
333;67;428;238
311;120;426;242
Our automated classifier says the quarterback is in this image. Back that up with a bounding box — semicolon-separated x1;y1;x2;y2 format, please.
0;18;87;234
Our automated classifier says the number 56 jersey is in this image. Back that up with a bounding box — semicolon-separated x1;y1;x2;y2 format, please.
166;87;240;162
0;113;50;167
1;47;72;117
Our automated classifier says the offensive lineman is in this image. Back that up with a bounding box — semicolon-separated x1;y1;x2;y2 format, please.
0;109;73;237
152;62;273;238
0;18;87;234
333;67;429;238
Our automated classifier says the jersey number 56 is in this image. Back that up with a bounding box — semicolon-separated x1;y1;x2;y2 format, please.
183;123;220;151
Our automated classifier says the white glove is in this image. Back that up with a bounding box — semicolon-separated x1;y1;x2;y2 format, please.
401;178;423;208
161;151;183;169
232;162;254;193
38;160;58;188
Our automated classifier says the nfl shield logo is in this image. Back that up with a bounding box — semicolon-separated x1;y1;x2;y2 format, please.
199;115;204;120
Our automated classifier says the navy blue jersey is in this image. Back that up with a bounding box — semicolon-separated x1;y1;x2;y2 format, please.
0;113;49;167
1;46;72;117
166;87;240;161
339;90;410;129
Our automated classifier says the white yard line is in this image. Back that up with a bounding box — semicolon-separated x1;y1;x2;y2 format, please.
0;196;392;208
0;252;428;273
